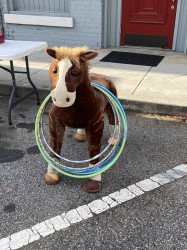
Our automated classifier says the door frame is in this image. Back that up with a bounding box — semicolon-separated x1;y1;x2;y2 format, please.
120;0;179;49
103;0;182;50
103;0;122;48
172;0;187;53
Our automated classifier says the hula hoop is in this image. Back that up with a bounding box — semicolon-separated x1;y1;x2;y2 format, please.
36;91;121;172
40;95;120;163
35;83;128;178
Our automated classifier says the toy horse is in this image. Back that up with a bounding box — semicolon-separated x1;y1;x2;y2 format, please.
45;47;117;192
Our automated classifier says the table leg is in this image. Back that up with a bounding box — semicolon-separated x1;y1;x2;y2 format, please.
1;57;41;124
8;60;16;125
25;56;40;105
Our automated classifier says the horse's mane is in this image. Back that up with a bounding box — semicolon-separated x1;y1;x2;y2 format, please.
53;46;90;66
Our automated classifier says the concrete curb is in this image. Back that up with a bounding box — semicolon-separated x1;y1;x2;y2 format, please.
0;83;187;116
121;99;187;116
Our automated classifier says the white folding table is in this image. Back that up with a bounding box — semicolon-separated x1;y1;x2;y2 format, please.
0;40;47;124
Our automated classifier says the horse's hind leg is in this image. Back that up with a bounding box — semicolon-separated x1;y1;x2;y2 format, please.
45;111;65;185
105;104;118;145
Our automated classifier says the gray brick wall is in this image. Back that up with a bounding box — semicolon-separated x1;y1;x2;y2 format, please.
0;0;103;49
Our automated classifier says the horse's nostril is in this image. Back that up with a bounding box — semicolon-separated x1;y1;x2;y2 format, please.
66;97;70;102
54;97;56;102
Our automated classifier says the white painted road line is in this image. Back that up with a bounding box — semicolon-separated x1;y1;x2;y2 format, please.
1;164;187;250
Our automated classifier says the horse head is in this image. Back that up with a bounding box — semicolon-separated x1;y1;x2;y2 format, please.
46;46;98;108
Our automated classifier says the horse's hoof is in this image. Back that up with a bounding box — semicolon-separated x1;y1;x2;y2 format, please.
73;132;86;142
44;173;61;185
108;137;118;146
84;180;102;193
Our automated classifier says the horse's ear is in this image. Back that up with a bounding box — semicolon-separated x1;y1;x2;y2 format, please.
80;50;98;61
46;48;57;59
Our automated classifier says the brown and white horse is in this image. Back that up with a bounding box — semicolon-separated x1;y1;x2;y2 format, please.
45;47;117;192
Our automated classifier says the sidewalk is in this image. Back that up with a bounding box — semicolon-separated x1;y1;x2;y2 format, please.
0;46;187;115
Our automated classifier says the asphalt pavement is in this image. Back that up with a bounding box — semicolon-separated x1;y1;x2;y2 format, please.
0;95;187;249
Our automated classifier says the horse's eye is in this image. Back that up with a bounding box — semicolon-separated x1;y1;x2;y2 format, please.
53;68;58;74
71;70;79;77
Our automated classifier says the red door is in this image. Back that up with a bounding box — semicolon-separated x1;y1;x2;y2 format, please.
121;0;178;49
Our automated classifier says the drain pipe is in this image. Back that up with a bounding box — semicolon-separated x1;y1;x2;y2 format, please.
172;0;181;51
0;2;4;33
184;34;187;54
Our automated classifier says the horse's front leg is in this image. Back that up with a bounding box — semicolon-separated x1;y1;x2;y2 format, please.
84;115;104;193
44;112;65;185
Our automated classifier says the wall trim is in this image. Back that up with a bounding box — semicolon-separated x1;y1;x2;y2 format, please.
4;14;73;28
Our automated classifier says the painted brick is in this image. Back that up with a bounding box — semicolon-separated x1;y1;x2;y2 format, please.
127;184;144;196
49;214;70;231
9;229;40;249
32;222;55;237
109;188;135;203
136;179;160;191
102;196;118;207
150;173;174;185
165;169;183;179
0;237;10;250
76;205;93;219
65;209;83;224
0;0;103;49
173;164;187;176
88;199;109;214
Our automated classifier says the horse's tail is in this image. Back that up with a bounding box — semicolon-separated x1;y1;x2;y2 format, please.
107;80;118;98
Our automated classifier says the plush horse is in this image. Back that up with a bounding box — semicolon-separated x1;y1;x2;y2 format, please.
45;46;117;193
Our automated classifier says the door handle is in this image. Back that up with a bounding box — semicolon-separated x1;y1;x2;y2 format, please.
171;0;175;10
